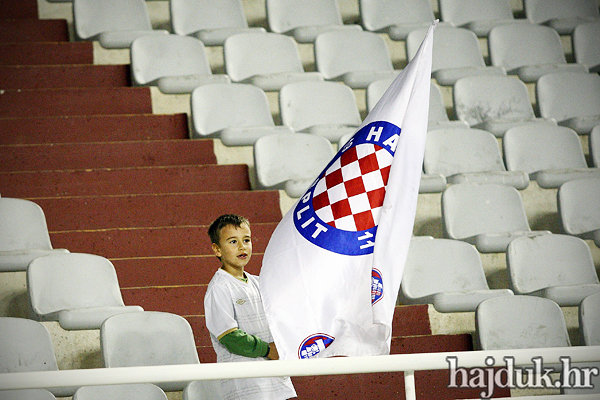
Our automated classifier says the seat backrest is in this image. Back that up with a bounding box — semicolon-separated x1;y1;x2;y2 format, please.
0;197;53;252
557;177;600;236
424;127;506;176
524;0;599;24
439;0;514;27
476;296;570;350
489;23;567;71
573;20;600;70
279;81;361;132
359;0;435;32
266;0;344;33
183;380;223;400
73;0;152;40
536;72;600;123
314;30;393;80
590;125;600;168
131;35;212;85
503;124;588;174
27;253;126;316
507;234;599;295
402;237;490;299
223;32;304;82
0;317;58;373
191;83;274;136
0;390;56;400
442;182;531;240
170;0;249;36
406;26;486;71
453;75;535;126
254;133;334;187
73;384;167;400
101;311;200;368
580;292;600;346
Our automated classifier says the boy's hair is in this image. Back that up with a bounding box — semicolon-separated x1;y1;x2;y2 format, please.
208;214;250;245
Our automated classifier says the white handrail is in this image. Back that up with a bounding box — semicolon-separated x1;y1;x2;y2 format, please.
1;346;599;397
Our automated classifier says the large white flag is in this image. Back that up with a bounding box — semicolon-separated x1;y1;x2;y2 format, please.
260;22;436;360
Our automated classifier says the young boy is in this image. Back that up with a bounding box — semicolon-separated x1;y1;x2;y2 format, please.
204;214;297;400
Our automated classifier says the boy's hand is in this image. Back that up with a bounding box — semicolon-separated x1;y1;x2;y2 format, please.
267;342;279;360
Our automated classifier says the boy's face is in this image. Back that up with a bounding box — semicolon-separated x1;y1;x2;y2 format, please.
212;223;252;271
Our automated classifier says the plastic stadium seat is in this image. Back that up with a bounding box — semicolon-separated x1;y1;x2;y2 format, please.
536;72;600;135
279;81;361;142
424;127;529;189
254;133;335;198
0;390;56;400
0;197;69;272
476;296;570;350
405;26;506;86
190;83;292;145
573;20;600;73
488;24;589;82
183;380;223;400
27;252;144;330
101;311;201;392
367;78;468;130
314;30;399;89
73;384;167;400
359;0;441;41
438;0;525;37
579;293;600;346
399;237;513;312
507;234;600;306
266;0;362;43
73;0;168;48
0;317;74;397
223;32;323;91
503;124;600;188
453;75;555;137
562;361;600;395
442;182;551;252
524;0;600;34
557;177;600;247
170;0;265;46
591;125;600;168
130;35;229;94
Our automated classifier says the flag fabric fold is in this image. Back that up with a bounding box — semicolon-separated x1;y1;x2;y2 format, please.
260;21;437;360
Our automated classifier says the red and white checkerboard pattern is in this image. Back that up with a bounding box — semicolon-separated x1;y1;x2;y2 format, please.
312;143;393;231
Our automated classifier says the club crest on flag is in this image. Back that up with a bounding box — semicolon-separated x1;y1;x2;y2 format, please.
371;268;384;305
298;333;335;359
293;121;401;256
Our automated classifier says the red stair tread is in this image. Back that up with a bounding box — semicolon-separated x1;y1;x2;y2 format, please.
0;19;69;43
0;87;152;117
1;139;216;172
49;222;279;259
391;334;473;354
0;42;93;66
0;114;189;145
0;0;38;19
0;64;130;89
37;192;282;231
1;164;251;197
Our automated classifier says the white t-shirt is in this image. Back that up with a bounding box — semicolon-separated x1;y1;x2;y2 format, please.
204;269;297;400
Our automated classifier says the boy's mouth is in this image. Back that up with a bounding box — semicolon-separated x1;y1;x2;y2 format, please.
238;253;248;259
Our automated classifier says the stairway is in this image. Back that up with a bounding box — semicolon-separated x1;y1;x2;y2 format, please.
0;3;510;398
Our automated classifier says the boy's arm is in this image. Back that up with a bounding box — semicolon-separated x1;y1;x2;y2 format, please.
218;328;272;358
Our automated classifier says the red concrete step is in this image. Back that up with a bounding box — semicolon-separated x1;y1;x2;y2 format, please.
1;140;216;172
0;19;69;43
1;164;251;198
0;114;189;145
0;87;152;117
0;42;93;66
0;64;130;89
49;222;279;259
0;0;38;19
37;192;282;232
